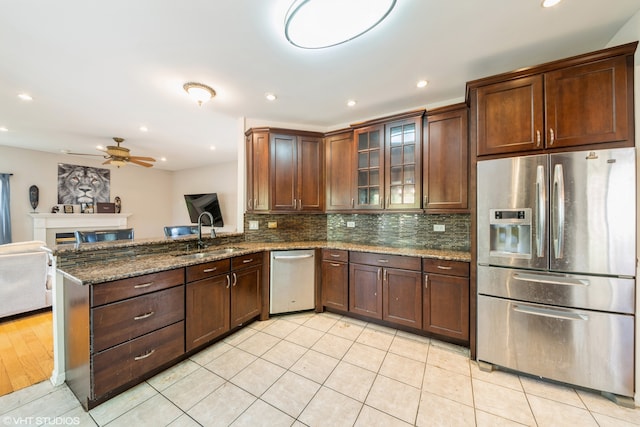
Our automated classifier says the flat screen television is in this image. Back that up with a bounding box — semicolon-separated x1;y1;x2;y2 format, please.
184;193;224;227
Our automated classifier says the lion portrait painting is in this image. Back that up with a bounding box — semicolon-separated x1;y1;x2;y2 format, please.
57;163;110;205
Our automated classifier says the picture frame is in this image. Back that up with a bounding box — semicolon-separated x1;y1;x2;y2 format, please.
63;205;74;214
81;202;94;214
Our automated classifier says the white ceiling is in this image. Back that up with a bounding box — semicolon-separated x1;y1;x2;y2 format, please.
0;0;639;171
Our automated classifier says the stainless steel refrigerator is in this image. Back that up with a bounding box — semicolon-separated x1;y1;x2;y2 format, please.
477;147;636;398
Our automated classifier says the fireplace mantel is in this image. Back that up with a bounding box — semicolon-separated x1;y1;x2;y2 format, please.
28;213;131;245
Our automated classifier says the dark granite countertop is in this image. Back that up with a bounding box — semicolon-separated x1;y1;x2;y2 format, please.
58;239;470;286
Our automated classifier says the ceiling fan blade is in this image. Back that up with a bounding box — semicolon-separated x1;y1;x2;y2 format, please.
65;151;105;157
128;158;154;168
129;155;156;162
102;159;112;165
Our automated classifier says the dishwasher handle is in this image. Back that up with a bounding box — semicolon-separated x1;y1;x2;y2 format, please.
273;254;314;260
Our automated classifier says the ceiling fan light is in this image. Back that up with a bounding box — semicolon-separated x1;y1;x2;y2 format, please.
284;0;396;49
541;0;562;7
183;82;216;106
111;159;126;167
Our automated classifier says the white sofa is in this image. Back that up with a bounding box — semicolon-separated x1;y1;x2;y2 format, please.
0;240;52;319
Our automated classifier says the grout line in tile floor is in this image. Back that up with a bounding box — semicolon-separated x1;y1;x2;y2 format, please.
1;311;640;426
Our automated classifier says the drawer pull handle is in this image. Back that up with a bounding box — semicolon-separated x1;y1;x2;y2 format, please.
330;254;341;258
134;349;156;361
134;282;153;289
203;267;217;273
437;266;453;270
134;311;155;321
377;259;389;263
242;259;253;263
330;263;341;267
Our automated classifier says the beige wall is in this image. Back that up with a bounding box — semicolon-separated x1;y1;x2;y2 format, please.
0;145;240;242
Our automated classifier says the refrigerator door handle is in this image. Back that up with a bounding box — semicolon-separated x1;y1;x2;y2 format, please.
552;163;565;259
535;165;546;258
512;272;589;287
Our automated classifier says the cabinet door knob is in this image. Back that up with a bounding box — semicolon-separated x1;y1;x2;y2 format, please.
536;130;541;147
226;275;230;289
232;272;238;287
549;128;555;145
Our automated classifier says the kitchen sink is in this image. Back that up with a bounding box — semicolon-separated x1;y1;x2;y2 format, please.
174;247;242;259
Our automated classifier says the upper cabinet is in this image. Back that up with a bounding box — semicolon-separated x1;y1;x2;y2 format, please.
424;104;469;212
352;110;424;211
245;128;324;213
469;42;637;157
325;130;355;211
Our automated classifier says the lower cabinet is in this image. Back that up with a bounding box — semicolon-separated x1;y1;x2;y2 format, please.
349;252;422;328
186;253;262;352
422;259;470;341
321;249;349;312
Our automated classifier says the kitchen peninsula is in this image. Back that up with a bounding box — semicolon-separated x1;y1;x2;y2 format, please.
55;235;470;409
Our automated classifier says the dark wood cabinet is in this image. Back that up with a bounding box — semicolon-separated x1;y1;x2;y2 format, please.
353;125;384;210
424;104;469;211
349;252;421;327
246;130;270;212
472;43;636;156
186;259;231;352
186;254;262;352
325;130;354;211
245;128;324;212
385;117;422;210
422;259;469;342
321;249;349;312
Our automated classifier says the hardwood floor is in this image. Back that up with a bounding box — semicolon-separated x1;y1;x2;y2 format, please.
0;310;53;397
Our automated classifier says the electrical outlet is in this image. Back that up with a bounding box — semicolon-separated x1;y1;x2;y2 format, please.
433;224;445;232
268;221;278;229
346;221;356;228
248;221;259;230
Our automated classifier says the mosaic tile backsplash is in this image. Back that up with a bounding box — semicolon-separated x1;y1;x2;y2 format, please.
244;213;470;251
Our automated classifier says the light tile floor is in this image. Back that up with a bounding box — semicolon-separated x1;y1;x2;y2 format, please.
2;311;640;426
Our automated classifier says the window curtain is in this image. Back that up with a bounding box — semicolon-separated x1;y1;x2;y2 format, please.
0;173;11;244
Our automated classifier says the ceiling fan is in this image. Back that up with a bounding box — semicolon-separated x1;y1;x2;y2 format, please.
65;137;156;168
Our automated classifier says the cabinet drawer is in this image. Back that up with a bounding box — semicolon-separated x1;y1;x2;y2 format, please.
323;249;348;262
92;321;184;398
231;252;263;270
422;259;469;277
186;259;230;283
350;252;421;271
92;286;184;353
91;269;184;307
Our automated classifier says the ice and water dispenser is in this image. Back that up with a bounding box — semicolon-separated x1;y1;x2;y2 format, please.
488;208;532;259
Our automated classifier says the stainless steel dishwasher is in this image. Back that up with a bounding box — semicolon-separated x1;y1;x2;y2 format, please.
269;250;315;314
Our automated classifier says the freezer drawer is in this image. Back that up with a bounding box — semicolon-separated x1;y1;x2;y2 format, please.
478;295;634;396
477;265;635;314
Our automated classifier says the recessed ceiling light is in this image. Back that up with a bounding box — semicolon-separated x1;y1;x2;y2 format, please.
284;0;397;49
265;93;277;101
18;93;33;101
0;127;8;132
139;126;148;132
417;80;428;88
160;157;167;162
96;145;104;150
210;146;216;151
347;100;357;107
541;0;562;7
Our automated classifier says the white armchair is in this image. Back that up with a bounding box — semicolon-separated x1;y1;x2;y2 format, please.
0;240;52;318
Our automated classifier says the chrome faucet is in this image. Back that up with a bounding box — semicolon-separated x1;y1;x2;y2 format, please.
197;211;214;250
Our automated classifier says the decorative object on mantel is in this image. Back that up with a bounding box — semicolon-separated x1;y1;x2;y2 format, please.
114;196;121;213
51;206;59;214
96;202;115;213
63;205;73;214
28;185;39;211
81;202;94;214
57;164;110;205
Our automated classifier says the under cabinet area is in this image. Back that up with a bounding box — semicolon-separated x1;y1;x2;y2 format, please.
470;42;636;156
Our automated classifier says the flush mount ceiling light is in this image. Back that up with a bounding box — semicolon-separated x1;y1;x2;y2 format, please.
347;100;357;107
18;93;33;101
416;80;428;88
541;0;563;7
265;93;277;101
183;82;216;106
285;0;396;49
